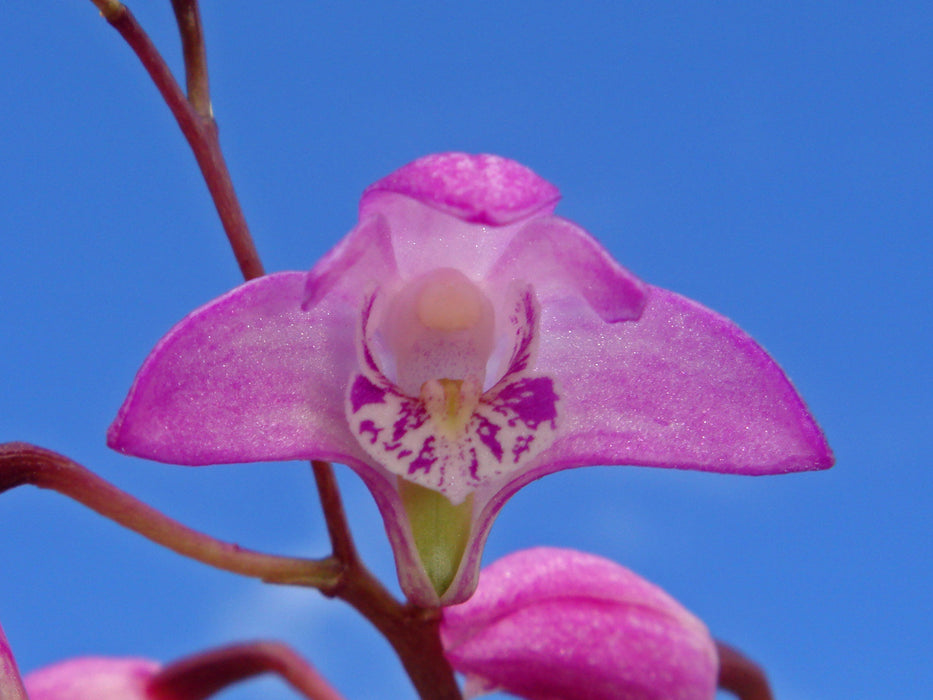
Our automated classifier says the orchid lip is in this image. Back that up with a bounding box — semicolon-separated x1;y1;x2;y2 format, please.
347;283;560;505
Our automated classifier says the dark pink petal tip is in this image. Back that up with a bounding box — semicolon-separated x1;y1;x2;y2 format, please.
361;153;561;225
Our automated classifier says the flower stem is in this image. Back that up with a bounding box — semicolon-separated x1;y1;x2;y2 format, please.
311;462;462;700
0;442;339;588
716;641;774;700
88;1;264;280
169;0;212;119
311;461;359;566
148;641;346;700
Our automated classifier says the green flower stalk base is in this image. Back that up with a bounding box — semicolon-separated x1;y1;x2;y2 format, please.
399;479;473;597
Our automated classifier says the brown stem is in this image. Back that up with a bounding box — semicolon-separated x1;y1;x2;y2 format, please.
90;2;264;280
170;0;212;118
311;461;359;565
148;641;346;700
717;641;775;700
89;0;122;17
311;461;461;699
0;442;339;588
338;573;461;700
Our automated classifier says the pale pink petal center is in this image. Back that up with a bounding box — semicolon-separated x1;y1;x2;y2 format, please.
346;285;560;503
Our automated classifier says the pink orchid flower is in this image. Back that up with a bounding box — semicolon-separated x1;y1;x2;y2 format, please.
22;658;160;700
2;624;157;700
1;623;343;700
108;153;832;604
441;547;718;700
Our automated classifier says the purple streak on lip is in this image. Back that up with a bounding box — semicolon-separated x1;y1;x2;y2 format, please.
358;419;381;446
409;436;438;475
493;376;558;430
349;374;386;413
474;415;504;463
391;398;429;442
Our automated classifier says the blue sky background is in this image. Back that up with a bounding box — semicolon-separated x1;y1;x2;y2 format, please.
1;3;930;698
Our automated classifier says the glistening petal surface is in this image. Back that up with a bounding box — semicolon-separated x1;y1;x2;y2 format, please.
108;272;365;466
303;214;398;309
533;286;833;477
442;547;718;700
487;215;647;323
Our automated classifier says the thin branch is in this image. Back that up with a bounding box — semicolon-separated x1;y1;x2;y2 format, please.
717;641;775;700
311;461;359;565
148;641;346;700
170;0;212;118
0;442;339;588
89;0;122;19
90;2;264;280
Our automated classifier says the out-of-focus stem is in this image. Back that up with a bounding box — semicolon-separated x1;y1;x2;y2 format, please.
89;2;263;280
717;641;775;700
0;442;339;588
170;0;212;118
148;641;346;700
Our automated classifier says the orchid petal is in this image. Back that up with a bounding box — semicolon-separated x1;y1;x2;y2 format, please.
357;194;530;282
1;623;28;700
108;272;367;467
487;215;647;323
23;658;159;700
303;214;397;309
533;285;834;477
361;153;560;225
441;547;718;700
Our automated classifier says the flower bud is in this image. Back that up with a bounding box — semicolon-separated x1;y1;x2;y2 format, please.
441;547;718;700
